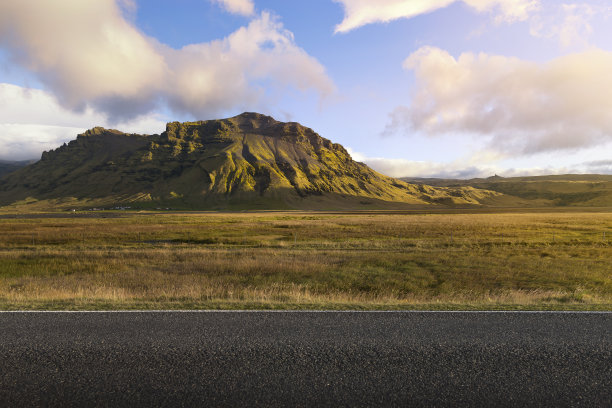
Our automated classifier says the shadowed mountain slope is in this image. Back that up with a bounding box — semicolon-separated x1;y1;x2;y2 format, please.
0;160;32;178
0;113;500;210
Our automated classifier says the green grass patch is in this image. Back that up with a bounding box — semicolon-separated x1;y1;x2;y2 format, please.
0;210;610;310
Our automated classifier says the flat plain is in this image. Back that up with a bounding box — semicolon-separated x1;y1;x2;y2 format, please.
0;209;610;310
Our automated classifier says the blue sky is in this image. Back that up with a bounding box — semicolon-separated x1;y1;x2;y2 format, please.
1;0;612;178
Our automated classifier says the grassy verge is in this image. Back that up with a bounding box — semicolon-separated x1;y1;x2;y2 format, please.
0;210;610;310
1;301;611;311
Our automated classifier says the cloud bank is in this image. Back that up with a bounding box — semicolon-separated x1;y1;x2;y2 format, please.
333;0;539;33
387;46;612;155
363;156;612;179
211;0;255;16
348;146;612;179
350;154;494;179
0;0;333;123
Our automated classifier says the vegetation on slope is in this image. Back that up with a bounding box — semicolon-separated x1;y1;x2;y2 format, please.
0;113;500;210
403;175;612;207
0;160;31;178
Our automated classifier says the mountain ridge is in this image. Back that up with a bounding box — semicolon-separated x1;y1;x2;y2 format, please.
0;113;501;210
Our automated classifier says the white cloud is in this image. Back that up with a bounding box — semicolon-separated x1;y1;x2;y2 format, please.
333;0;539;33
362;156;496;179
0;83;166;161
530;1;612;48
211;0;255;16
530;3;598;48
387;46;612;155
346;147;496;178
0;1;333;122
347;146;609;179
0;124;83;161
164;14;334;117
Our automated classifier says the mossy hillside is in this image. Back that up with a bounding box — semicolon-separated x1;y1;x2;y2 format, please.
0;113;500;209
0;160;32;179
404;175;612;207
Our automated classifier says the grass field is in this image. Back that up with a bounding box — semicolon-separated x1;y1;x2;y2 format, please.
0;209;610;310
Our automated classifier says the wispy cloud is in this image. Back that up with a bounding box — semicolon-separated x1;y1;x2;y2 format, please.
333;0;539;33
530;3;600;48
386;46;612;155
211;0;255;16
0;1;333;123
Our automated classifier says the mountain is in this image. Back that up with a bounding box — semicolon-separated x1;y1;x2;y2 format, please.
0;113;500;210
0;160;32;178
402;175;612;207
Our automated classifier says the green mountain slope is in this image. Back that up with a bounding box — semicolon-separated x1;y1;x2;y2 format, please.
0;160;32;179
0;113;500;210
403;175;612;207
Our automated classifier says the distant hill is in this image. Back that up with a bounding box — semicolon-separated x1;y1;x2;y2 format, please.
402;175;612;207
0;160;32;179
0;113;500;210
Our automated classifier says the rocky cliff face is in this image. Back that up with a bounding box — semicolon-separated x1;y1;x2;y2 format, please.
0;113;500;209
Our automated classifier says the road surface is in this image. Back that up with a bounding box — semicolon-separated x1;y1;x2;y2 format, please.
0;311;610;407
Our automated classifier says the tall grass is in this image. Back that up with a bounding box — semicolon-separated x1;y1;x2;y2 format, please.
0;211;610;310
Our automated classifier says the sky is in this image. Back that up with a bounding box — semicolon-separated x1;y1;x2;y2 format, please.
1;0;612;178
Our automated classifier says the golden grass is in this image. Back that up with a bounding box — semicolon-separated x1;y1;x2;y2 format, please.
0;210;610;310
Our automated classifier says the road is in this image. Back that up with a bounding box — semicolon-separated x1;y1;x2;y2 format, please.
0;311;610;407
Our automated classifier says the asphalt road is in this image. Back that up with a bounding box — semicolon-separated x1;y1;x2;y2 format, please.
0;311;610;407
